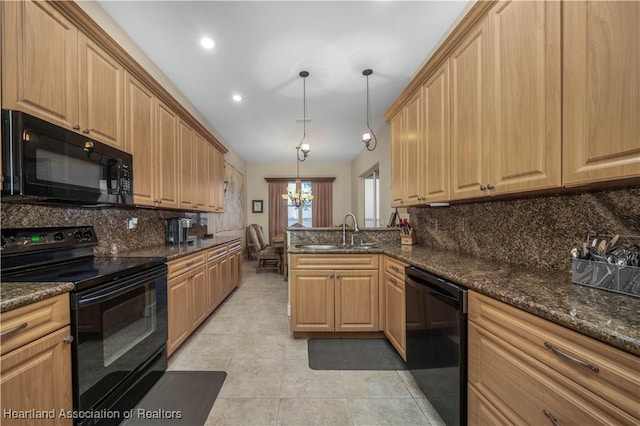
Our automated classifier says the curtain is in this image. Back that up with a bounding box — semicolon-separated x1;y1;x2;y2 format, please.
312;181;333;227
268;181;289;242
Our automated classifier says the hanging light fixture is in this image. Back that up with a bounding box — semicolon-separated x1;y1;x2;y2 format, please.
282;71;314;208
361;68;377;151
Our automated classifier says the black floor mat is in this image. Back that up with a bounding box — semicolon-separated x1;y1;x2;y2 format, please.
122;371;226;426
308;338;406;370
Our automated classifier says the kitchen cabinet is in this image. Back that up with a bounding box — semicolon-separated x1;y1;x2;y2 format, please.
562;1;640;185
228;240;242;294
2;0;124;149
178;120;195;210
0;294;73;425
421;62;450;203
206;245;227;314
290;254;379;333
404;90;422;206
390;111;406;208
194;133;208;211
468;291;640;424
207;145;225;212
167;252;206;356
125;72;180;209
383;256;408;360
451;0;561;201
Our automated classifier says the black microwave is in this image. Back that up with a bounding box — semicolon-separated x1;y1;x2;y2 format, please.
1;110;133;205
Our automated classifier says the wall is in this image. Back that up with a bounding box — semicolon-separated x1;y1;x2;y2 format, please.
246;161;352;238
409;187;640;271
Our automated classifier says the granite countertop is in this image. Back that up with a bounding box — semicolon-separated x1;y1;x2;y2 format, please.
0;237;241;313
107;236;241;262
0;282;75;313
289;243;640;356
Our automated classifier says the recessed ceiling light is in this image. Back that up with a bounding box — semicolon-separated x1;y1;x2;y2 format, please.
232;94;242;102
200;37;215;49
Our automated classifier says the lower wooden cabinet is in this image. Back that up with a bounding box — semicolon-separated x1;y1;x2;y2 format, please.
0;294;72;425
468;291;640;424
290;254;379;333
383;256;408;360
167;241;242;357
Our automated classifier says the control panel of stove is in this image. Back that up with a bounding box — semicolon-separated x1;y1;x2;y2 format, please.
1;226;98;254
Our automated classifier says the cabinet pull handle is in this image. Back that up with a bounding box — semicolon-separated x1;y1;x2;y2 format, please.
480;185;487;191
63;336;74;344
73;124;81;130
188;274;195;280
543;409;560;426
543;341;599;373
82;129;90;134
186;261;194;266
487;183;495;190
0;322;28;338
390;265;400;272
389;277;398;284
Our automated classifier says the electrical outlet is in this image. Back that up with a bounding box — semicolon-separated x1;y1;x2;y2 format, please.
127;218;138;229
429;219;438;231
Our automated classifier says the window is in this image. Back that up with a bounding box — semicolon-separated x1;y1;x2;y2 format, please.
364;169;380;228
287;181;313;227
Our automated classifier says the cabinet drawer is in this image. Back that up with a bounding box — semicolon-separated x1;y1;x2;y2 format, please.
384;256;407;280
0;293;70;356
291;254;378;270
168;252;205;278
469;322;636;424
228;240;242;253
207;245;227;262
469;291;640;419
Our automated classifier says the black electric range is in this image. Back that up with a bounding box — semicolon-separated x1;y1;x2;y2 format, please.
1;226;168;426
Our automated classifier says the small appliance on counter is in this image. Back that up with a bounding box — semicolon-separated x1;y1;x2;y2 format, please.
165;217;196;245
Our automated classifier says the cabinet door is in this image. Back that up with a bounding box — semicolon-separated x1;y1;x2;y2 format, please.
178;120;194;210
156;101;179;209
450;20;487;201
194;133;208;211
167;274;191;357
290;270;334;332
384;273;406;361
218;256;230;301
215;149;225;211
485;0;561;195
468;384;511;426
78;33;124;149
404;90;423;206
207;258;221;314
190;265;208;329
335;270;379;332
2;0;79;129
1;327;73;426
390;111;406;207
563;1;640;185
207;145;218;211
124;73;155;206
423;61;450;203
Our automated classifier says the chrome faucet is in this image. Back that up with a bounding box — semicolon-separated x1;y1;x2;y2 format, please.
342;213;360;245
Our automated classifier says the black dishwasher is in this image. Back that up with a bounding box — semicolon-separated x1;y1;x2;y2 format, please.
405;266;468;426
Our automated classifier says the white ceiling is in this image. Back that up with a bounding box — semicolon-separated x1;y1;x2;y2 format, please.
97;1;471;164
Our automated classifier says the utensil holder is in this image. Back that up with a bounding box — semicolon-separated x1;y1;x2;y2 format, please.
401;233;416;245
571;259;640;297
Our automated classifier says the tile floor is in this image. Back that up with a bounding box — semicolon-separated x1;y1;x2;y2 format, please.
168;259;445;426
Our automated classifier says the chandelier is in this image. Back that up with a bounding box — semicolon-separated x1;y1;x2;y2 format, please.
361;68;378;151
283;71;314;208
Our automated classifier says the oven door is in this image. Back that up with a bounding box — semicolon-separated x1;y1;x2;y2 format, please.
70;265;167;413
405;268;467;426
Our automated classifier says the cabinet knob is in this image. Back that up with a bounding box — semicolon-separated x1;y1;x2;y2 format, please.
63;336;74;344
336;274;341;279
73;124;81;131
82;129;90;134
480;185;487;191
487;183;495;190
329;274;334;279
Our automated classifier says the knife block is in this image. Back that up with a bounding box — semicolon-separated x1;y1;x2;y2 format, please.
400;233;416;245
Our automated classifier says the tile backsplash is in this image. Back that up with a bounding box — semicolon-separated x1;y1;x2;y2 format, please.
409;186;640;271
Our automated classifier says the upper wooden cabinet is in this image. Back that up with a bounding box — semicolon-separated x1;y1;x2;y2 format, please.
194;133;208;211
390;111;406;208
155;100;179;209
451;0;561;201
178;120;195;210
422;62;450;203
562;1;640;185
207;145;225;212
2;1;124;149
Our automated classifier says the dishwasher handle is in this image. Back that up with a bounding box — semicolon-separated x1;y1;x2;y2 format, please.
406;266;467;313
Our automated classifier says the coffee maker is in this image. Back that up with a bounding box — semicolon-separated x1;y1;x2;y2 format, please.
165;217;195;245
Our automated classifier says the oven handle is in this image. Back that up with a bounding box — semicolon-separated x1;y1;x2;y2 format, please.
74;268;166;309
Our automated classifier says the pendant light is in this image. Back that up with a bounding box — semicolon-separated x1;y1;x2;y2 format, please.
361;68;378;151
282;71;314;208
